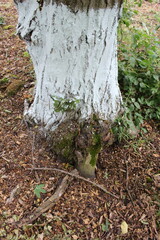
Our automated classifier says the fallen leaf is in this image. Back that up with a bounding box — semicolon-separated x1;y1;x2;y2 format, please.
121;221;128;234
84;218;90;224
72;235;78;240
153;154;160;158
37;233;44;240
19;133;27;138
154;174;160;188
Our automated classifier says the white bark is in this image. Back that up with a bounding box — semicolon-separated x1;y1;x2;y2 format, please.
16;0;122;130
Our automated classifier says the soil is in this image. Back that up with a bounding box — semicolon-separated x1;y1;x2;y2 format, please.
0;0;160;239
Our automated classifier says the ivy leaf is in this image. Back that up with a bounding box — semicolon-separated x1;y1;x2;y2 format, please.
34;184;46;198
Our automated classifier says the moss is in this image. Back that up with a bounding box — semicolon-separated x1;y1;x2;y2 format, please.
89;133;101;167
3;25;14;30
53;132;76;162
49;118;110;178
6;80;24;96
75;117;105;177
50;121;79;163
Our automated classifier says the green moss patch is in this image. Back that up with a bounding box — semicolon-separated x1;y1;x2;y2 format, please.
89;133;101;167
0;77;9;86
3;25;14;30
6;80;24;96
50;121;79;163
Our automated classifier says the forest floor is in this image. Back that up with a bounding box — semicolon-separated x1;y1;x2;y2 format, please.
0;0;160;239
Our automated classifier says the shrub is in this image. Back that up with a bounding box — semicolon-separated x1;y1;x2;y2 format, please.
113;0;160;141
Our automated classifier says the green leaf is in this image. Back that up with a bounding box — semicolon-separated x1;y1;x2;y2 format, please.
153;75;159;81
102;218;110;232
34;184;46;198
23;51;30;58
134;102;140;109
0;77;9;85
0;16;5;25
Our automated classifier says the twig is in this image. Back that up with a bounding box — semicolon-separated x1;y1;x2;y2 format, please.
17;170;76;226
1;155;11;162
27;167;119;199
6;185;20;204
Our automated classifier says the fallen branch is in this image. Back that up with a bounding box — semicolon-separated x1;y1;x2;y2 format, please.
18;170;76;226
27;167;119;199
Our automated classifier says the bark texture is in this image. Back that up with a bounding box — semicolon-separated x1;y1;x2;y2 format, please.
15;0;122;10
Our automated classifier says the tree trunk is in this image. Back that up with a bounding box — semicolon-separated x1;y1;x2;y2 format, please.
15;0;123;178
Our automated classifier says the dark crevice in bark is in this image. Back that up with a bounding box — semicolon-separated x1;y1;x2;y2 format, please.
37;0;44;10
18;29;34;42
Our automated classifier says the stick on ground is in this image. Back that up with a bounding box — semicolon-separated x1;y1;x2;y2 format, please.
18;170;76;226
27;167;119;199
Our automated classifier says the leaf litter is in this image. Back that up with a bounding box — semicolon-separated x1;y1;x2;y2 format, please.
0;0;160;239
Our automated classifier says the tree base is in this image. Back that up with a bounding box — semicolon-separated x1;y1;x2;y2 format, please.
76;153;96;178
48;118;111;178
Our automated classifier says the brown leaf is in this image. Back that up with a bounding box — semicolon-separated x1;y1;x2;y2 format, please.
154;174;160;188
72;235;78;240
83;218;90;224
153;154;160;158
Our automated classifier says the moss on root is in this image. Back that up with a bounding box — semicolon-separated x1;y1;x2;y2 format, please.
75;119;103;178
50;121;79;164
89;132;101;167
49;118;111;178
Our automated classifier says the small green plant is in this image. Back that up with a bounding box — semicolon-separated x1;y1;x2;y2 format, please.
34;184;46;198
101;218;110;232
118;29;160;119
0;77;9;85
112;103;142;142
104;171;109;179
116;0;160;142
50;95;80;113
0;16;5;25
23;51;30;58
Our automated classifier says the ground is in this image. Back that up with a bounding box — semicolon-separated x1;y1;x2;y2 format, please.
0;0;160;239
